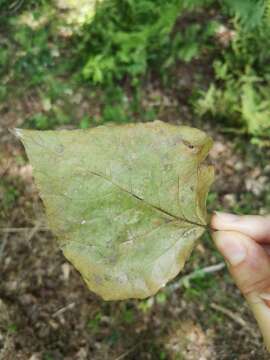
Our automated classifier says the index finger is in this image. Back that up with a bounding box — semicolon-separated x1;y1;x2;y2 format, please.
211;213;270;243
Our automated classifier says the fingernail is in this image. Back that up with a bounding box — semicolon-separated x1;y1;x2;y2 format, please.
259;293;270;308
260;293;270;301
213;232;247;266
214;212;240;223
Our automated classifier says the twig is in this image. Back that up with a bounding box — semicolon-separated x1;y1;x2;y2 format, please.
0;159;11;178
211;303;262;343
209;302;262;345
114;343;141;360
0;0;25;16
0;227;49;233
25;222;43;244
9;0;24;12
52;302;75;318
169;262;226;291
0;225;10;262
211;302;247;327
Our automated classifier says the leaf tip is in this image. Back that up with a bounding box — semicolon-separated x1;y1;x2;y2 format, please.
10;128;24;139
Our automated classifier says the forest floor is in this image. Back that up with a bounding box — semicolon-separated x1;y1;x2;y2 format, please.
1;3;270;360
1;79;270;360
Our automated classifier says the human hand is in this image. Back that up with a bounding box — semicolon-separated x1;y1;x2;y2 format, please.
211;212;270;351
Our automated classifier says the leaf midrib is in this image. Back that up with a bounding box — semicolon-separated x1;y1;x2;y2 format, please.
88;169;207;229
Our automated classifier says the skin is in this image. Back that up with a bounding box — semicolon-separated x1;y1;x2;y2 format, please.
211;212;270;351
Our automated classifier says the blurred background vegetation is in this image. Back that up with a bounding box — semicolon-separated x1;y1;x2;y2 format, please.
0;1;270;359
0;0;270;141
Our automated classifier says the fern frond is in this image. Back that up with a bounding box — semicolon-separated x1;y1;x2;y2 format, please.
223;0;265;29
265;0;270;23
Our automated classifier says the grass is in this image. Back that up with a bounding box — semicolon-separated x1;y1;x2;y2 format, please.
6;324;18;334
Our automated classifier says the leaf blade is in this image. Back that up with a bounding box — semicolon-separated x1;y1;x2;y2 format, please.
17;121;214;300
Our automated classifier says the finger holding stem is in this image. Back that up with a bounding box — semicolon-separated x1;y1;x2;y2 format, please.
211;212;270;351
212;212;270;243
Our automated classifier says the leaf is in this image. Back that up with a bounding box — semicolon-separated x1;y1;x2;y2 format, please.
16;121;214;300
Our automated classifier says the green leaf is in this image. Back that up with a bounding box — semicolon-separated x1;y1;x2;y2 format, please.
16;121;214;300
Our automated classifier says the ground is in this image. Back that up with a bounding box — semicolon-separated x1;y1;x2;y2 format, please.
1;2;270;360
1;89;270;359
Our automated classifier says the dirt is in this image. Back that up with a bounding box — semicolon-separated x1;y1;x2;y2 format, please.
1;98;270;360
1;19;270;357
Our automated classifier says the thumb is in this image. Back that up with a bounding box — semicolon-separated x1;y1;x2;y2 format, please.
213;230;270;351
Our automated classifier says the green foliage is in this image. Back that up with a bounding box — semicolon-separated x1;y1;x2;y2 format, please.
7;323;18;334
79;0;215;85
1;0;270;144
79;116;91;129
0;181;19;211
197;18;270;140
88;312;102;333
223;0;266;29
267;0;270;21
184;273;219;299
101;88;131;123
122;308;135;324
0;0;51;18
0;180;20;221
24;109;70;130
80;0;181;84
13;25;53;86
